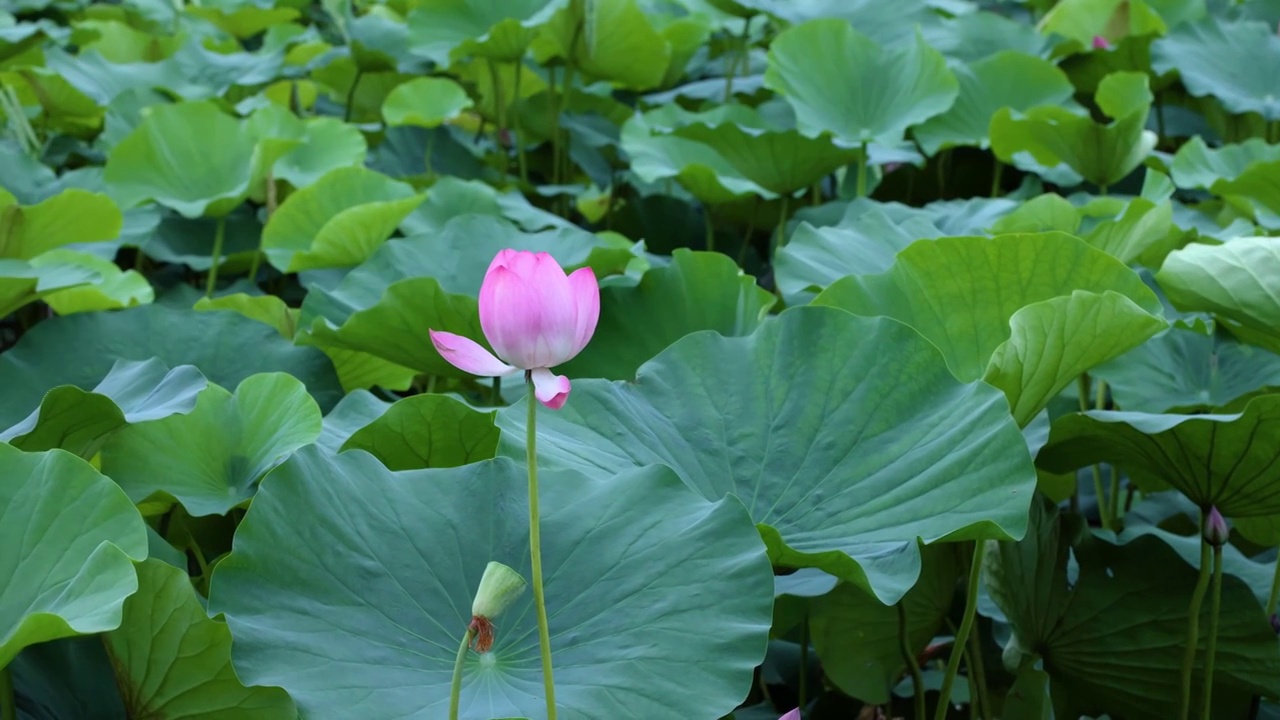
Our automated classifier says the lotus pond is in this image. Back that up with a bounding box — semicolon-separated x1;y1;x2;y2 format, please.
4;0;1280;718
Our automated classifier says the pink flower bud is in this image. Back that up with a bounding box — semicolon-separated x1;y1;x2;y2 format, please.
1204;506;1229;547
429;249;600;409
1092;35;1112;50
779;710;801;720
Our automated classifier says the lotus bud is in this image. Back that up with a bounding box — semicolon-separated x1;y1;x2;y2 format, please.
779;710;801;720
1092;35;1111;50
468;561;527;653
1203;506;1229;547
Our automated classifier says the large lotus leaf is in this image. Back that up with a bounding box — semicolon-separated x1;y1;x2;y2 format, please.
261;166;425;272
1169;138;1280;227
984;500;1280;720
0;445;149;669
811;544;959;704
558;249;776;380
0;258;101;318
406;0;565;65
764;19;958;147
192;293;418;394
774;206;946;303
532;0;672;91
621;106;862;203
813;233;1166;425
208;449;774;719
0;358;206;459
2;67;104;137
991;193;1178;266
32;250;153;315
913;50;1077;156
1037;395;1280;540
1151;16;1280;121
100;559;296;718
990;71;1157;189
985;290;1168;426
245;105;368;189
925;11;1054;64
1036;0;1175;47
1156;237;1280;353
400;176;577;235
1094;323;1280;412
0;189;122;259
45;42;284;106
714;0;942;48
101;373;323;517
497;306;1038;604
298;215;621;376
189;4;299;38
0;304;342;430
381;76;474;128
104;100;283;218
339;393;499;471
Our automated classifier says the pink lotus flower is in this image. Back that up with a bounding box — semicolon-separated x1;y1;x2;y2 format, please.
779;710;801;720
1092;35;1112;50
428;249;599;410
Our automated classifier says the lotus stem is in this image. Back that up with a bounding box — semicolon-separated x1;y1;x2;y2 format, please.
204;216;226;299
512;61;529;185
343;70;362;123
1179;526;1212;720
967;616;992;720
856;142;869;198
526;373;558;719
1078;375;1112;529
449;628;474;720
1201;543;1224;719
798;611;810;710
487;61;509;182
934;541;984;720
897;601;926;720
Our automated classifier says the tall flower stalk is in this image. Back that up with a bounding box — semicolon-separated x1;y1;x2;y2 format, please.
430;249;600;718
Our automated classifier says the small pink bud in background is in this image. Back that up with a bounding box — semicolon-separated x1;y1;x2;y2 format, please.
1092;35;1112;50
779;710;801;720
1204;506;1230;547
429;249;600;410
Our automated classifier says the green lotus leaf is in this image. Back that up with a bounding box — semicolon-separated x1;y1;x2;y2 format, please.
1151;16;1280;121
1094;323;1280;412
1169;137;1280;227
811;544;959;704
621;105;861;203
2;67;104;137
1156;237;1280;353
0;257;100;318
0;188;122;259
0;304;343;431
0;357;206;459
33;250;152;315
261;166;424;272
712;0;943;48
246;104;369;189
764;18;958;147
101;372;323;517
194;292;299;339
8;637;127;718
138;210;263;272
101;559;296;718
991;193;1180;266
208;449;774;718
814;232;1167;427
913;50;1077;156
532;0;672;90
339;393;498;471
498;306;1038;604
0;445;149;668
400;175;578;235
924;11;1053;64
558;249;776;380
406;0;565;65
990;71;1157;189
1036;0;1174;47
189;5;300;39
1037;394;1280;543
984;499;1280;719
774;205;946;303
104;100;292;218
382;76;474;128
